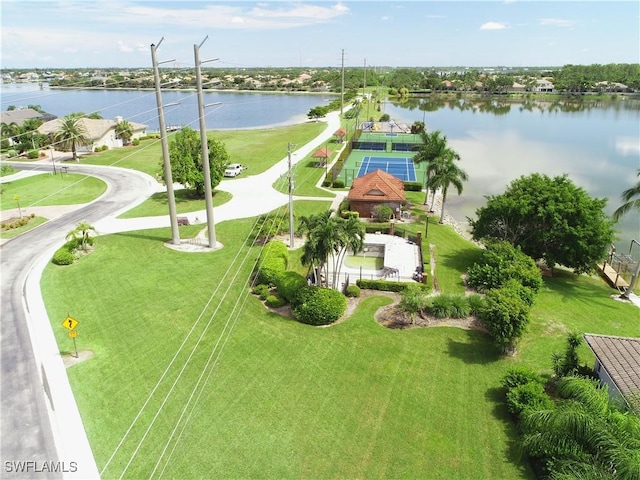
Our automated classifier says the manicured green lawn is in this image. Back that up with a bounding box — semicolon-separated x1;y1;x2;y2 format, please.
78;123;326;178
0;173;107;209
42;212;533;479
118;188;232;218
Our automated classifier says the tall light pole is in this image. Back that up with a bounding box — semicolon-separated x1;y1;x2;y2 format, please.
151;37;180;245
287;142;296;248
194;36;220;248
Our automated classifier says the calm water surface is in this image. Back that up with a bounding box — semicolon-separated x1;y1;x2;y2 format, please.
385;97;639;250
2;84;638;249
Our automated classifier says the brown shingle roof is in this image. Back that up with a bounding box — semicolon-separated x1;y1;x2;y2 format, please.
312;146;331;158
348;169;405;202
584;333;640;404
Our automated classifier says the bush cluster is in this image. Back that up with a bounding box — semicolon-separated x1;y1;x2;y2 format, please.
340;211;359;220
252;284;271;300
502;367;552;416
291;286;346;325
332;179;345;188
1;213;35;230
428;293;470;318
255;240;288;286
27;150;40;159
372;205;393;222
273;271;307;303
265;294;287;308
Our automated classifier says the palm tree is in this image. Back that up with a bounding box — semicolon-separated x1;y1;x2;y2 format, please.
115;120;134;146
428;150;468;224
613;169;640;221
298;211;365;289
54;114;89;162
413;130;459;207
66;221;96;252
521;376;640;480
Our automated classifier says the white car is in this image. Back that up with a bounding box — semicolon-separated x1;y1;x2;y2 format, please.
224;163;243;177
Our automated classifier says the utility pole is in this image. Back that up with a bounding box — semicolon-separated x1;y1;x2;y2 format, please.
151;38;180;245
363;58;367;99
340;48;345;116
288;142;296;248
194;36;217;248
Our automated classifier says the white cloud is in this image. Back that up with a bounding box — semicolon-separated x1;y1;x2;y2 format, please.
616;137;640;156
540;18;575;27
480;22;508;30
118;41;133;53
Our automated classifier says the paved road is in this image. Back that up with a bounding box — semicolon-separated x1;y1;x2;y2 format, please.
1;163;156;479
0;111;344;479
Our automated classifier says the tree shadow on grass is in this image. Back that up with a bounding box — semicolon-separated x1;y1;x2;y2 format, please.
484;386;536;479
446;329;502;365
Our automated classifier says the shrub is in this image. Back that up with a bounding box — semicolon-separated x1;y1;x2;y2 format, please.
479;284;531;354
372;205;393;222
132;138;140;146
467;293;485;315
505;382;553;416
340;210;359;220
467;240;543;295
502;367;546;390
345;284;361;297
292;286;347;326
449;294;471;318
356;278;419;292
332;179;345;188
27;150;39;159
403;181;423;192
274;271;307;303
52;248;74;265
322;179;332;187
398;285;429;315
427;293;469;318
6;149;17;158
0;164;16;176
252;284;270;299
265;294;287;308
255;240;288;285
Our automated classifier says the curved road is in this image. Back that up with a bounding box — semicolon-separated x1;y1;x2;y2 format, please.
0;111;342;479
1;163;156;479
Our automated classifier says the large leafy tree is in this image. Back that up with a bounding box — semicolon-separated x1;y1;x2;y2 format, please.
470;173;615;274
159;127;228;197
521;376;640;480
54;114;90;162
613;169;640;221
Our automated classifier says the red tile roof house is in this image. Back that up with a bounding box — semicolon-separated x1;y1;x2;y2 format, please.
347;169;405;219
584;334;640;411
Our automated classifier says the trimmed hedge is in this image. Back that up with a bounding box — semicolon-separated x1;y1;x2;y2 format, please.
52;248;74;265
274;271;307;303
403;181;423;192
292;286;347;326
345;284;361;297
255;240;288;286
356;278;421;292
265;294;287;308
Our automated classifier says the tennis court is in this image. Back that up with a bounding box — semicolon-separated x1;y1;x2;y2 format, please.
357;156;417;182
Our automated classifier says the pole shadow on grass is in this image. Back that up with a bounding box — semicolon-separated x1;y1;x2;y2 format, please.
446;330;502;365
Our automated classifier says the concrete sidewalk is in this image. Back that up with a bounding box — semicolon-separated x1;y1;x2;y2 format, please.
95;112;342;235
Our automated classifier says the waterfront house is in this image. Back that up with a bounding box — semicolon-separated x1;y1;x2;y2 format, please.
38;116;147;152
584;333;640;411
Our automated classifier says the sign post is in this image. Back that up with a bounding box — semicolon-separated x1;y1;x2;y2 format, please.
62;316;80;358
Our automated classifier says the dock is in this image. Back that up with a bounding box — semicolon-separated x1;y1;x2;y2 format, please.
597;261;629;291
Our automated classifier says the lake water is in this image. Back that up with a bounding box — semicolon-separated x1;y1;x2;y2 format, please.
385;96;639;251
0;82;332;131
2;83;638;250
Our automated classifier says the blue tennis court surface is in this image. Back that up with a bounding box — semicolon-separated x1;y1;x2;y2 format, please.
357;156;416;182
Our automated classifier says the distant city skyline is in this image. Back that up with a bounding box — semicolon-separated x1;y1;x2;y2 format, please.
1;1;638;69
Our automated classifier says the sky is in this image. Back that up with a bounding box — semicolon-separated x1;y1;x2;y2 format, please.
1;1;639;69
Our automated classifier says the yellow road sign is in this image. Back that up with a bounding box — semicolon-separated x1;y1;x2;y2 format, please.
68;330;78;339
62;316;78;331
